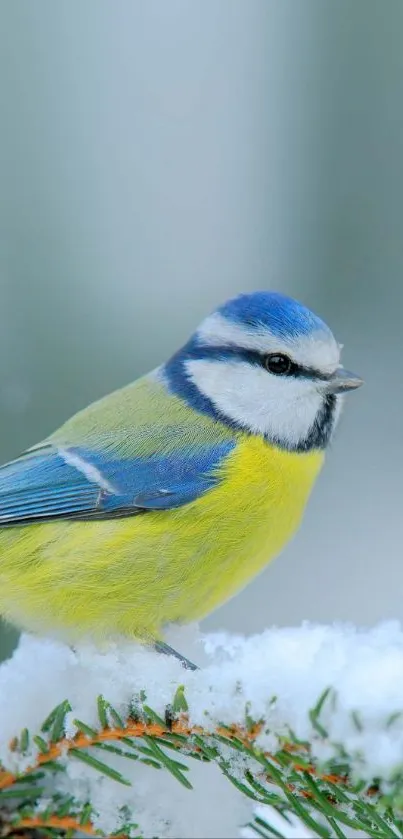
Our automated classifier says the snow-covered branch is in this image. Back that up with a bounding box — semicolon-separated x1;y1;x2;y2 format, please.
1;622;403;838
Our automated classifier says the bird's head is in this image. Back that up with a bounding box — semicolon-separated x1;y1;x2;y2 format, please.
163;291;362;452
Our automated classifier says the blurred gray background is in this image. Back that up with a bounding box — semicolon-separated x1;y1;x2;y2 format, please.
0;0;402;659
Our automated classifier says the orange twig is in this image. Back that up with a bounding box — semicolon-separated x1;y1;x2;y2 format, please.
1;815;130;838
0;717;346;792
2;815;98;836
0;771;16;790
0;716;353;837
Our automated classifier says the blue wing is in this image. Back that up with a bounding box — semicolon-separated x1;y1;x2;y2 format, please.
0;440;234;526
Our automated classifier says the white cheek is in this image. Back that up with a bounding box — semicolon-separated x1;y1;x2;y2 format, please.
185;359;324;446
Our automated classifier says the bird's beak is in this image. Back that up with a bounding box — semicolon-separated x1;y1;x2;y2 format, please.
326;367;364;394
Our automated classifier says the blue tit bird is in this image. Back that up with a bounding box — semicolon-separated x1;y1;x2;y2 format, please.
0;292;362;659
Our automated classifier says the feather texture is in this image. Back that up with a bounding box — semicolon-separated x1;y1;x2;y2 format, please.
0;374;236;524
0;429;324;642
0;441;234;524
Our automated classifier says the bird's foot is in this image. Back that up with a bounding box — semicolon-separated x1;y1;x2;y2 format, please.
153;640;199;671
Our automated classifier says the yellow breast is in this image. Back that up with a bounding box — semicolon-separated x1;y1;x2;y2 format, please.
167;434;324;620
0;435;324;641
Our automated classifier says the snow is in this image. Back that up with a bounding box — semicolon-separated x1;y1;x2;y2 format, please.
1;621;403;837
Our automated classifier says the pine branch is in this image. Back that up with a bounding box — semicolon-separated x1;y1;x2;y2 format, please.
1;626;403;837
1;690;403;838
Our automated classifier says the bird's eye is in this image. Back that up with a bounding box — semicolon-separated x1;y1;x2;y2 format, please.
264;353;293;376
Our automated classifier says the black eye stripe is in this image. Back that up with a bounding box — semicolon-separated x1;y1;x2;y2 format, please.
263;358;332;382
189;343;332;381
